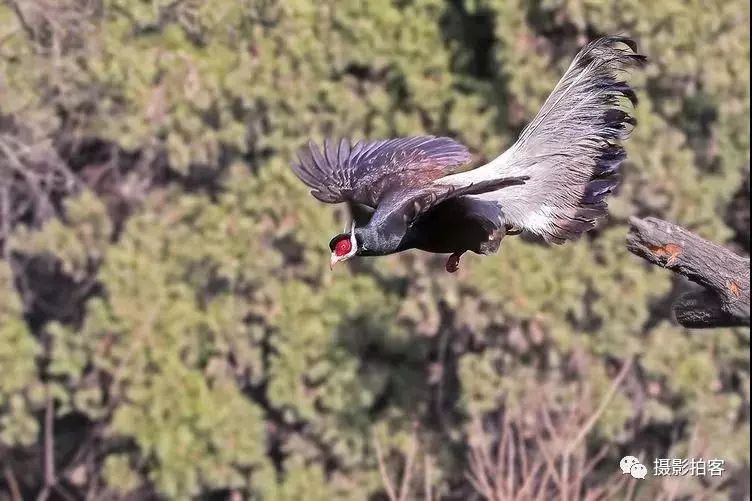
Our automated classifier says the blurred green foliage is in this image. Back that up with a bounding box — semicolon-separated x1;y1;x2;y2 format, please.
0;0;749;499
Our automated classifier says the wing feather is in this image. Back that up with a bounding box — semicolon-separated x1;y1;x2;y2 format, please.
291;136;472;207
436;36;645;243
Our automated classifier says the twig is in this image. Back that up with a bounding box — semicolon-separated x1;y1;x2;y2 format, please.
374;437;398;501
398;429;419;501
424;455;433;501
36;392;55;501
2;463;22;501
566;357;634;454
3;0;36;43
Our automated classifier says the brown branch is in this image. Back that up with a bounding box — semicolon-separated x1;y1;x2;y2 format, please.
374;437;398;501
398;429;418;501
566;357;634;453
3;0;37;43
36;393;55;501
2;463;22;501
627;216;750;328
423;455;433;501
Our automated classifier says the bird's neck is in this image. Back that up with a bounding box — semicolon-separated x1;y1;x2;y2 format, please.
356;226;411;256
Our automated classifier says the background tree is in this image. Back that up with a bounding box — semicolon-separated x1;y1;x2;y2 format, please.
0;0;749;499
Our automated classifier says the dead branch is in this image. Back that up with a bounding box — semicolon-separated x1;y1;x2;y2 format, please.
626;216;750;328
374;427;432;501
35;393;56;501
374;437;399;501
2;462;22;501
466;357;636;501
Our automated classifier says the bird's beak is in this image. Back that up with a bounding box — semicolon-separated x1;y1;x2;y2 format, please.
329;253;339;270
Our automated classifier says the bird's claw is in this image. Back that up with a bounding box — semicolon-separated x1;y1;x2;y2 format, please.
505;224;523;236
445;252;463;273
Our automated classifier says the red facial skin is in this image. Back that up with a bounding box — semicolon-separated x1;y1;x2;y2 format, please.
334;238;352;257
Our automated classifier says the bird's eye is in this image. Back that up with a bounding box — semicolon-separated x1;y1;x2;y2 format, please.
334;238;352;256
329;235;342;251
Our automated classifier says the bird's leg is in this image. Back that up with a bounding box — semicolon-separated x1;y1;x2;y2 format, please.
505;223;523;236
480;227;506;255
445;251;464;273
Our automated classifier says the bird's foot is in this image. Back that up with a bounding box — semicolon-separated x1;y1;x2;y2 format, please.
505;223;523;236
445;252;464;273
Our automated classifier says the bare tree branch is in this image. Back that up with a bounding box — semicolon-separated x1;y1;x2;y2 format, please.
398;427;419;501
627;216;750;328
35;391;56;501
374;437;398;501
2;0;37;44
2;462;22;501
566;357;634;453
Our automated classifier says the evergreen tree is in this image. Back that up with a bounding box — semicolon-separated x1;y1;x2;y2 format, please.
0;0;748;498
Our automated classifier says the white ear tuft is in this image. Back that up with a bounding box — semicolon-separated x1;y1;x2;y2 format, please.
349;222;357;253
343;210;353;233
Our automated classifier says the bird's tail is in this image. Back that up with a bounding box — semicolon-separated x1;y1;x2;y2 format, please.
437;36;646;244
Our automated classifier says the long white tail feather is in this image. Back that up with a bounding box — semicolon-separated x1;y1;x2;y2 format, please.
436;36;645;244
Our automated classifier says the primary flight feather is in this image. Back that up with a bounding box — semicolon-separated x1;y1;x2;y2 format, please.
291;36;646;272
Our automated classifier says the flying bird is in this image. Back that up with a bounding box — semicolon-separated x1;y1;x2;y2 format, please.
291;36;645;272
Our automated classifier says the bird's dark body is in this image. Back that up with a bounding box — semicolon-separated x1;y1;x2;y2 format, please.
355;198;498;256
405;201;491;254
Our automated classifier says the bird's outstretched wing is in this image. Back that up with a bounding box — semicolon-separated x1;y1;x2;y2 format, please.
347;202;375;227
436;36;645;244
291;136;472;208
395;175;529;226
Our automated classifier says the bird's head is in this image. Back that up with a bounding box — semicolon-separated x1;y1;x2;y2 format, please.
328;222;358;269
